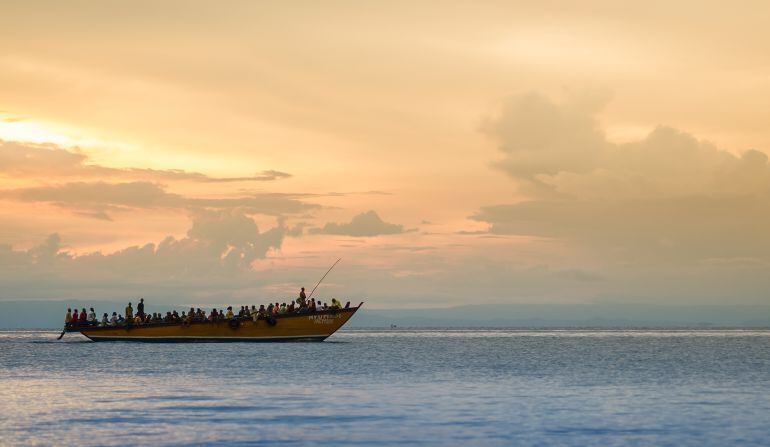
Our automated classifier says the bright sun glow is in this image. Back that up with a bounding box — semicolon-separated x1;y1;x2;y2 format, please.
0;114;137;154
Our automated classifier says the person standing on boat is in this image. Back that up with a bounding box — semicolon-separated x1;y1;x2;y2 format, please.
137;298;145;319
65;308;72;327
297;287;307;307
125;302;133;321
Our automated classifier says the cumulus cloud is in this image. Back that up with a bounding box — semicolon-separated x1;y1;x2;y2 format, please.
310;210;405;237
0;210;286;296
474;92;770;262
0;140;291;182
481;90;612;184
0;181;318;219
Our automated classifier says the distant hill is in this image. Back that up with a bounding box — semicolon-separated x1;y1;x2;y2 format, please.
1;300;770;329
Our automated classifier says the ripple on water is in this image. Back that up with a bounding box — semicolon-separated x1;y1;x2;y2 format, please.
1;329;769;446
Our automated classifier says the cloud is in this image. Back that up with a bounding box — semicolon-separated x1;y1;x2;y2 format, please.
0;210;285;287
310;210;405;237
474;91;770;263
0;181;318;219
481;90;611;184
0;140;291;183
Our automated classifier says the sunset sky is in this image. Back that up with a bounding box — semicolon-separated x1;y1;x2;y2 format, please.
2;1;770;308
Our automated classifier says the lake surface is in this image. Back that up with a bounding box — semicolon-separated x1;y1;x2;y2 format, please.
1;329;769;446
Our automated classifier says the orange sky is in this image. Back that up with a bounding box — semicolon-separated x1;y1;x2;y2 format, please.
2;1;770;307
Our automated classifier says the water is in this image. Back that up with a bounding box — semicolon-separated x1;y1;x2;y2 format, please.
1;329;770;446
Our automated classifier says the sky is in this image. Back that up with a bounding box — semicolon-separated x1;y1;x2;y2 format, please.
1;1;770;308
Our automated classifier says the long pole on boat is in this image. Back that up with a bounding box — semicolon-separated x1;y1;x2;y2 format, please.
308;258;341;299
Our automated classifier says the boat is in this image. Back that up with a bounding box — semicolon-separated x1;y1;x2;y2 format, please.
61;303;363;342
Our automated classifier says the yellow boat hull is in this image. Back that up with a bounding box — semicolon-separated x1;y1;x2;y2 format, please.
66;304;362;342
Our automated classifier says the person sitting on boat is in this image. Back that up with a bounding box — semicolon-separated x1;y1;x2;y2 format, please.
125;302;133;321
296;301;307;314
274;302;280;315
330;298;341;310
117;314;125;325
100;313;108;326
208;309;216;321
87;307;97;324
345;301;350;309
250;305;257;316
134;314;143;325
278;303;287;314
258;304;266;317
287;302;295;313
225;307;234;319
65;308;73;327
79;308;87;323
110;312;118;326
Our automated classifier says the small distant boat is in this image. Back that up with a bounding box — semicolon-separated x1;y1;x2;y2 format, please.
62;303;363;342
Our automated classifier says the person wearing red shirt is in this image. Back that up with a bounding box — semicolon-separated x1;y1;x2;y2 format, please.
79;308;87;322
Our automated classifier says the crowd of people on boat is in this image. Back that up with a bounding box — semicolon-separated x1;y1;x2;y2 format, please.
64;290;350;328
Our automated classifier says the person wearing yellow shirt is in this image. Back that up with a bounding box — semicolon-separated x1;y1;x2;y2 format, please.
125;302;134;320
225;307;234;319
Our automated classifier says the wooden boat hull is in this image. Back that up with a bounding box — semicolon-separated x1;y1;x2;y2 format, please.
65;304;362;342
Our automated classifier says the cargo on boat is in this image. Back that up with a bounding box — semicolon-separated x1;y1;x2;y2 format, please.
63;303;363;342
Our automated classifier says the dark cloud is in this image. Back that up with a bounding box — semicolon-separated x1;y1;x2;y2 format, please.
0;181;318;218
0;140;291;183
310;210;405;237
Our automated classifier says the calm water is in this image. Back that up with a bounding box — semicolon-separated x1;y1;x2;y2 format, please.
1;329;770;446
